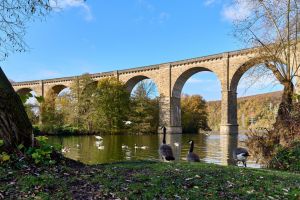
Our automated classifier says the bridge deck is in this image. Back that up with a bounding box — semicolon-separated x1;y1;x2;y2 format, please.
12;47;255;86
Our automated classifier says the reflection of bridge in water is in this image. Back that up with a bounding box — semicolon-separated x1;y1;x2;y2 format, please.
12;47;300;135
48;133;260;167
160;133;239;166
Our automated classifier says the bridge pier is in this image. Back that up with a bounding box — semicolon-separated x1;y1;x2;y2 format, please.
158;96;182;134
220;90;238;135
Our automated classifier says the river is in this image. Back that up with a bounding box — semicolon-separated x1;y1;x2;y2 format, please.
47;132;261;168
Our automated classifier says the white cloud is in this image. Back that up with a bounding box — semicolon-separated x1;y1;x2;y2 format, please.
222;0;253;21
135;0;170;24
50;0;93;21
137;0;155;11
204;0;216;6
158;12;170;23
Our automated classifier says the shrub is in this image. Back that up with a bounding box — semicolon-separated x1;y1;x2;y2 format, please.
26;136;60;165
38;124;82;135
269;141;300;172
0;139;10;163
245;128;280;165
246;102;300;168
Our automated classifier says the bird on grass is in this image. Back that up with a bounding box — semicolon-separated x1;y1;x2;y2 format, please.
233;147;250;167
159;126;175;161
187;140;200;162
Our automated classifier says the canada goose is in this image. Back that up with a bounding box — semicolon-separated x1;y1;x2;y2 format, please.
140;145;148;150
233;147;250;167
187;140;200;162
159;126;175;161
121;144;129;149
95;135;103;140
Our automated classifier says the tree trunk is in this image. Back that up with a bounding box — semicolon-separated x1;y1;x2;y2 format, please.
277;82;294;122
0;67;32;152
274;81;295;145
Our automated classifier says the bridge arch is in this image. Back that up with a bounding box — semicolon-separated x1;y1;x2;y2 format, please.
124;75;160;95
172;67;222;98
230;57;284;92
46;84;68;98
81;80;98;96
167;66;222;133
226;57;285;132
16;87;35;96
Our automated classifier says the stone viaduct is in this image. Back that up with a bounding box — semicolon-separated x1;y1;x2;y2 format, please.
12;48;300;135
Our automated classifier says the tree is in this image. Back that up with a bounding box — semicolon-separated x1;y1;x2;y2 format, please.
24;104;39;125
129;80;159;134
40;89;64;131
68;74;97;131
0;68;33;151
231;0;300;132
0;1;54;150
94;77;130;134
181;94;210;133
0;0;52;60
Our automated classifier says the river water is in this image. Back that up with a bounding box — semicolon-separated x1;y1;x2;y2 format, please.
47;132;261;168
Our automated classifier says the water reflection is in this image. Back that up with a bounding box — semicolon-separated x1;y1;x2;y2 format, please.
47;132;260;168
219;134;237;166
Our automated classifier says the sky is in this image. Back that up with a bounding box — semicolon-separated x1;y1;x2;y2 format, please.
1;0;282;101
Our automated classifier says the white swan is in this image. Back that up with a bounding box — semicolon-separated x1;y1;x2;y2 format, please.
95;135;103;140
97;146;105;150
174;142;179;147
124;121;132;125
95;141;102;146
61;147;70;153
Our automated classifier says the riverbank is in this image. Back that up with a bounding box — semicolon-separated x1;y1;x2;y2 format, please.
1;160;299;199
34;125;160;136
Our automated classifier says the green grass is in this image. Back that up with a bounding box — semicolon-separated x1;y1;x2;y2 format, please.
0;160;300;199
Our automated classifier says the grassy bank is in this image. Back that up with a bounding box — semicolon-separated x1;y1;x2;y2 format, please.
1;160;299;199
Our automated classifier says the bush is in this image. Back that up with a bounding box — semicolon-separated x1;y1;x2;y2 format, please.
26;136;61;165
245;128;280;165
38;124;83;135
0;139;10;163
246;102;300;169
269;141;300;172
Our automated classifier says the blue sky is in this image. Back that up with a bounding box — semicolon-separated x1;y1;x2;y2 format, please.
2;0;282;100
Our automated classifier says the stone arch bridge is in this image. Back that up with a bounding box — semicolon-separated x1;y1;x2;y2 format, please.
12;48;300;135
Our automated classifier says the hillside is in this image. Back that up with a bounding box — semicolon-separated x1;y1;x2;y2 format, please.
207;91;282;131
